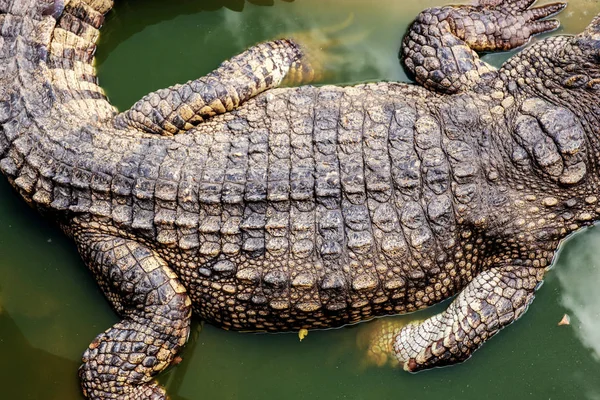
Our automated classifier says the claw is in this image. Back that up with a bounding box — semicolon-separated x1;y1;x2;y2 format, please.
528;19;561;35
320;12;355;35
278;13;369;85
525;2;567;22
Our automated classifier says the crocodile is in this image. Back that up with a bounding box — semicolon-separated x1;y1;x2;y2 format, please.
1;0;600;398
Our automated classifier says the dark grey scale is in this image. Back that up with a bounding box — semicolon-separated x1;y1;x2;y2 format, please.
0;33;18;60
313;87;343;209
198;204;223;259
234;262;261;306
265;99;291;203
317;207;344;259
398;200;432;280
264;201;290;257
221;124;249;205
131;141;166;234
415;115;447;193
89;168;112;218
32;174;53;205
353;95;393;260
69;156;93;213
51;179;71;210
50;155;73;207
288;89;315;203
368;200;409;306
318;268;348;313
240;201;266;256
313;87;344;257
389;107;421;201
196;134;228;258
342;200;373;255
175;138;207;249
1;106;27;150
288;201;319;314
337;88;366;206
445;139;479;186
514;113;563;176
261;265;291;313
220;203;243;256
440;96;480;136
57;11;99;44
63;1;105;28
10;126;34;161
425;193;455;250
363;96;394;203
25;142;54;179
110;149;138;226
198;131;230;204
15;67;54;121
262;201;292;311
176;180;200;251
154;145;185;246
244;128;268;202
413;112;454;262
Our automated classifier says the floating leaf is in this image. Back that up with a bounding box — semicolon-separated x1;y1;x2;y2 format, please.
298;328;308;341
558;314;571;326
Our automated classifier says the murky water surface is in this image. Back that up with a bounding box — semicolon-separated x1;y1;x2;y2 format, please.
2;0;600;399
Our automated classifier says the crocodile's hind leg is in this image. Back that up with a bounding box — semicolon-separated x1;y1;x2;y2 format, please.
114;39;316;135
368;265;544;371
73;232;191;399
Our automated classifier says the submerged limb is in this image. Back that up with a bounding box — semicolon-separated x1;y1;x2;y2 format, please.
365;266;544;371
279;13;369;84
75;233;192;399
114;39;314;135
403;0;566;93
395;266;544;371
358;318;408;368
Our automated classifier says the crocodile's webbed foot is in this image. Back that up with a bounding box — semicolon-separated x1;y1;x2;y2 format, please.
278;13;368;85
403;0;567;93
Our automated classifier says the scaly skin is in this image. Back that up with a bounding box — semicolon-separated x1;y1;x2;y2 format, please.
1;0;600;398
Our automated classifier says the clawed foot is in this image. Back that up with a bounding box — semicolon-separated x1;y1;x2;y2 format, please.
278;14;369;85
392;321;430;372
471;0;567;50
357;318;413;368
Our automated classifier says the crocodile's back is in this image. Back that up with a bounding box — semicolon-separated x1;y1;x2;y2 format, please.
135;83;493;331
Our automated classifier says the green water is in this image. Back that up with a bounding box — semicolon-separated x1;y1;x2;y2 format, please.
1;0;600;398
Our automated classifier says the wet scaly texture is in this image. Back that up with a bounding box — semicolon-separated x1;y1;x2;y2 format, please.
2;0;600;398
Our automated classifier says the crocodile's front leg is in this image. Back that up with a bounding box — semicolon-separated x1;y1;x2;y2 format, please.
403;0;566;93
73;231;192;399
114;39;315;135
391;265;544;371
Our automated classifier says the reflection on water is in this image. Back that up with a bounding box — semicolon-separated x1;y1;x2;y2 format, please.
556;228;600;362
2;0;600;399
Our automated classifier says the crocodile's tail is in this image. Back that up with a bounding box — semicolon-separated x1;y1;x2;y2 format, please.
0;0;116;128
44;0;116;120
0;0;116;206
